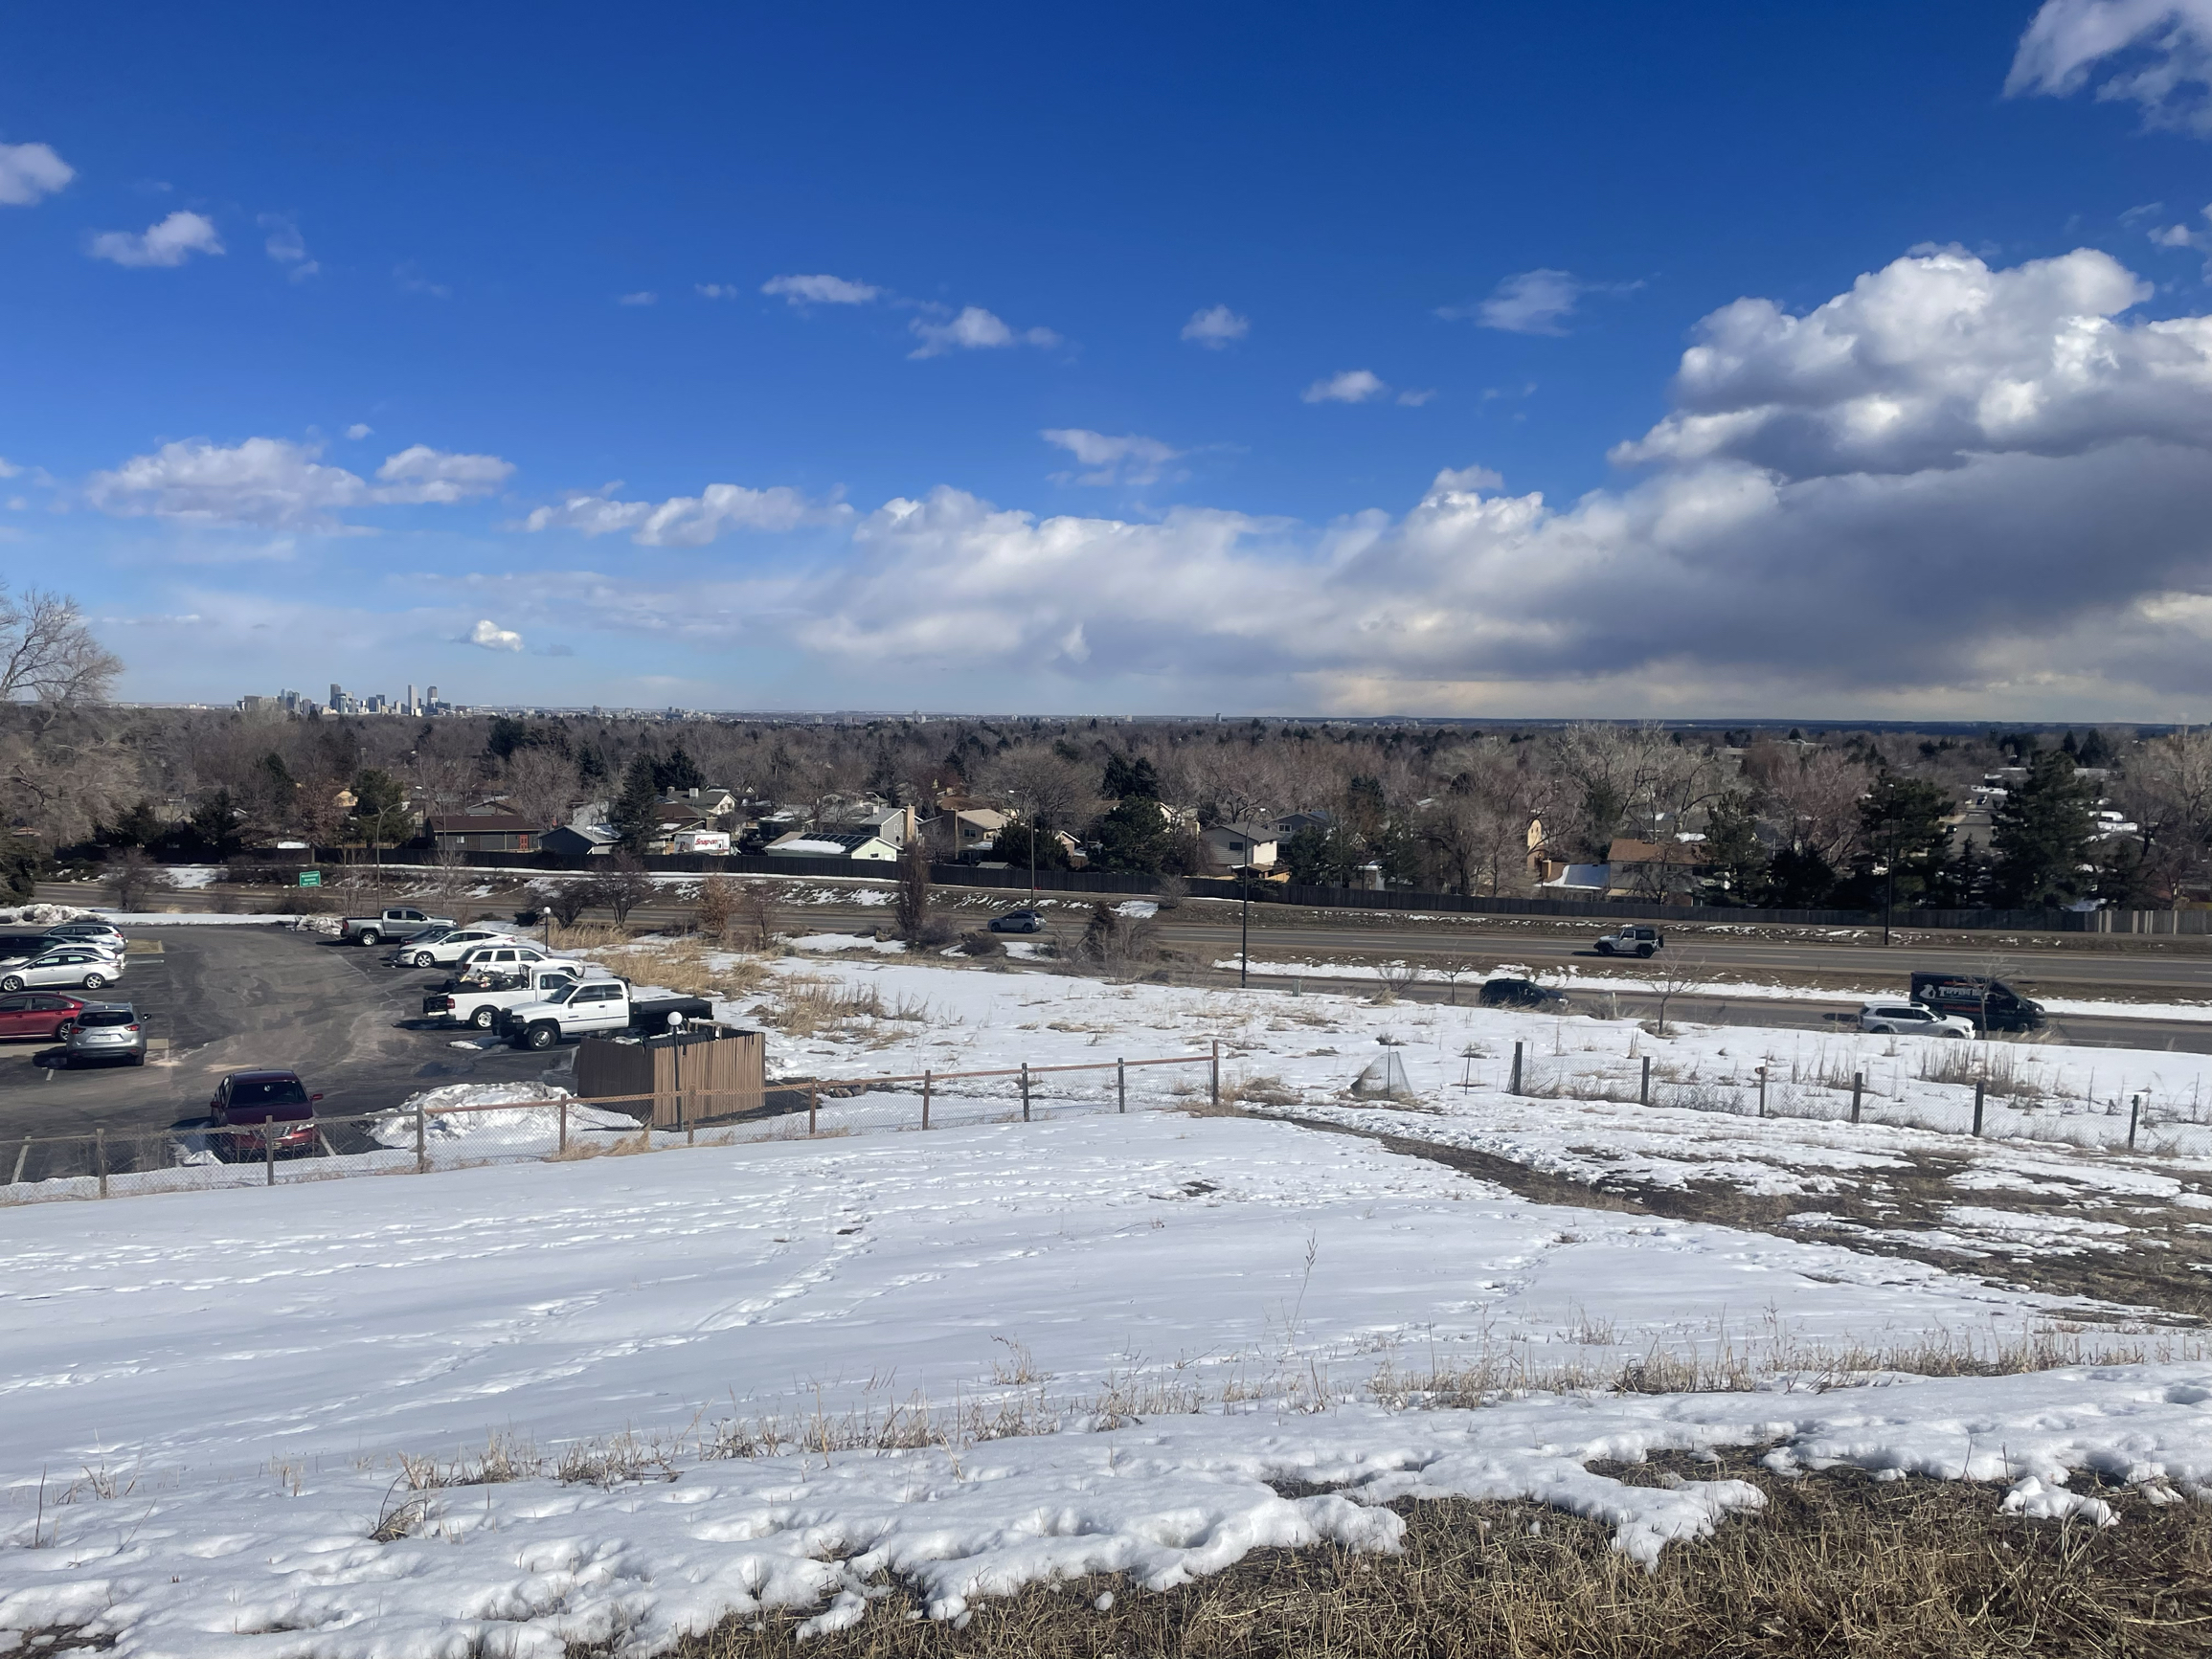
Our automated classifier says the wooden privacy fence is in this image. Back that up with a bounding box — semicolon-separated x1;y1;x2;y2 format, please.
575;1028;766;1129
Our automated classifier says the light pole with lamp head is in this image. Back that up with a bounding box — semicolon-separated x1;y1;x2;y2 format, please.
1237;863;1253;987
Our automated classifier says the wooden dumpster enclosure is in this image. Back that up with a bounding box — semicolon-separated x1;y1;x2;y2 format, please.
575;1027;765;1128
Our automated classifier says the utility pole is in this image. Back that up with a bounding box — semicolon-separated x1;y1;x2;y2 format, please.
1238;864;1253;987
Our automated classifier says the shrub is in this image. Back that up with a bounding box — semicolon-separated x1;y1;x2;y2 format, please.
959;930;1004;957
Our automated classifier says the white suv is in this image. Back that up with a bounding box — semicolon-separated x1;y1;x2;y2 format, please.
1858;1000;1974;1038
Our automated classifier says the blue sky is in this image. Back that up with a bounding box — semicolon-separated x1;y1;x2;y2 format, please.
7;1;2212;716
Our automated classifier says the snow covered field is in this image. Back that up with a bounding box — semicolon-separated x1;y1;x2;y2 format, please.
7;949;2212;1653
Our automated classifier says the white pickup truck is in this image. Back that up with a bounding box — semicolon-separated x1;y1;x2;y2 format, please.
341;908;455;947
422;965;587;1030
495;982;718;1050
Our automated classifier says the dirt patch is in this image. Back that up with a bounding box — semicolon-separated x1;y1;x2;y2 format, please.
1279;1114;2212;1325
622;1458;2212;1658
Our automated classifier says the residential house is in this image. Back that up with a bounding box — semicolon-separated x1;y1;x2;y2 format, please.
1603;837;1706;902
428;809;539;854
837;802;916;845
662;785;738;820
541;822;617;858
1202;822;1280;873
951;807;1008;857
763;828;900;862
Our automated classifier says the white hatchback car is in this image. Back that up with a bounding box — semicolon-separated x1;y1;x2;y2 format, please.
1858;1000;1973;1038
0;946;126;993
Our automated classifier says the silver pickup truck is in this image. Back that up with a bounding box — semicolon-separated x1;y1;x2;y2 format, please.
340;908;455;947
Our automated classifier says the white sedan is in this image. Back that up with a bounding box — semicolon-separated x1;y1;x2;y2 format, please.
391;927;515;969
0;946;126;993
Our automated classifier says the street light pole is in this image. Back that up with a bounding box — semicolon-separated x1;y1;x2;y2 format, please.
1238;864;1252;987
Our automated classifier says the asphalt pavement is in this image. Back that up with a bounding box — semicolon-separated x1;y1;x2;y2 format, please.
0;925;568;1148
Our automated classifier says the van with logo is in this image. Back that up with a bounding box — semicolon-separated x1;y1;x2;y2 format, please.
1909;971;2045;1033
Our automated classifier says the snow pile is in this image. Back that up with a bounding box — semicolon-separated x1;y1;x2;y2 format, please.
371;1080;634;1148
790;931;908;954
0;903;85;925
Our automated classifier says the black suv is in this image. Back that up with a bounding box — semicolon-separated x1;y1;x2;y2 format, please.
1478;977;1571;1011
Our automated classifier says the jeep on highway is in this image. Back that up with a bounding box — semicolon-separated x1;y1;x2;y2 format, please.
340;908;455;947
1593;924;1665;958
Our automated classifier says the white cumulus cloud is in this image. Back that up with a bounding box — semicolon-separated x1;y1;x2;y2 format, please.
617;291;658;306
1302;370;1388;404
1042;429;1184;486
88;211;224;268
521;482;848;546
467;618;524;652
713;244;2212;715
2008;0;2212;134
345;423;372;440
0;141;73;206
88;438;513;530
908;305;1060;359
762;273;881;305
1181;304;1250;347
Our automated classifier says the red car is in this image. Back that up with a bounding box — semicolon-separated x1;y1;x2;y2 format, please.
0;990;87;1042
208;1069;324;1160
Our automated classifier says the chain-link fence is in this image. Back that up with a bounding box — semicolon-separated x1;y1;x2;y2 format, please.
0;1051;1224;1209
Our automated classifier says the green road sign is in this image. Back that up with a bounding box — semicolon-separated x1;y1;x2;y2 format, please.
298;870;322;887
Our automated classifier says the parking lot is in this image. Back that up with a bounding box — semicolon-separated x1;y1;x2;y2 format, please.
0;924;571;1148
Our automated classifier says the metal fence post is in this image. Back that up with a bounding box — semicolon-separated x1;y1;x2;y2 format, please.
1973;1079;1986;1138
1756;1065;1768;1119
1209;1042;1220;1109
1639;1055;1650;1107
922;1069;932;1131
2130;1093;2141;1151
558;1099;568;1156
1851;1072;1863;1126
95;1128;108;1199
808;1083;818;1136
1021;1063;1031;1122
1509;1041;1524;1095
416;1105;427;1174
1117;1058;1126;1114
265;1127;277;1187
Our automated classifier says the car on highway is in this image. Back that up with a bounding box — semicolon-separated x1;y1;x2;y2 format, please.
0;990;89;1042
391;926;515;969
1478;976;1571;1011
1593;925;1665;958
206;1069;323;1159
0;946;124;993
1857;1000;1974;1039
62;1002;147;1065
1909;972;2046;1033
988;909;1047;933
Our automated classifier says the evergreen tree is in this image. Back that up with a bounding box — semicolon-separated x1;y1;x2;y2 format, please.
995;817;1072;870
610;753;662;855
1698;792;1770;904
652;746;704;794
1100;752;1160;799
1765;845;1836;908
350;769;413;861
1858;771;1953;908
1090;796;1169;872
189;789;244;860
1991;751;2096;907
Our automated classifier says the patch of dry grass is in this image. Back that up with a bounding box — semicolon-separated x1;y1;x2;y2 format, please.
589;938;775;1002
608;1458;2212;1659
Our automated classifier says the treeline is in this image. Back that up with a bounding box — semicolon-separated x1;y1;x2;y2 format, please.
6;694;2209;911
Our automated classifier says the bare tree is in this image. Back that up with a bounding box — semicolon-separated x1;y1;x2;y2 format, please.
1645;952;1706;1039
500;745;580;830
583;854;653;925
0;586;122;706
103;847;169;911
894;838;931;940
696;874;737;943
